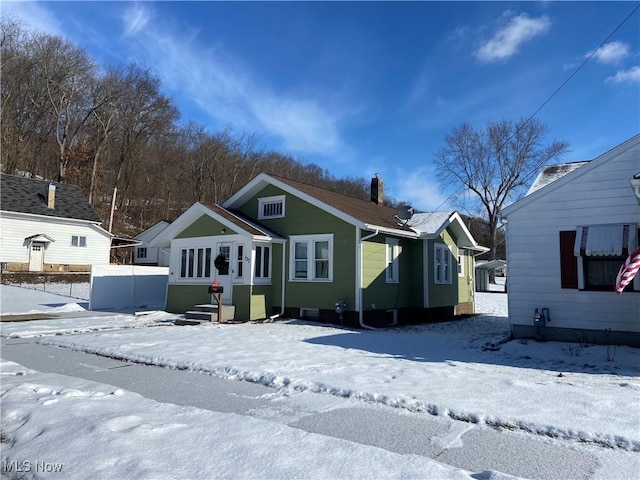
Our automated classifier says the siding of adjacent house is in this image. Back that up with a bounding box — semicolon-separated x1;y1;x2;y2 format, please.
236;184;357;312
0;213;111;269
133;221;169;265
503;136;640;343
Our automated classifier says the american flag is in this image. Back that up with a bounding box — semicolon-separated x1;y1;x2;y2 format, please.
615;246;640;295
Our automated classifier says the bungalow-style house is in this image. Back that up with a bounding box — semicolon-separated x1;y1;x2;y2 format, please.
501;134;640;346
149;173;488;326
133;220;171;267
0;173;112;272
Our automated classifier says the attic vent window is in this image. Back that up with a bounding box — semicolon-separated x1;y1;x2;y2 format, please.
258;195;285;219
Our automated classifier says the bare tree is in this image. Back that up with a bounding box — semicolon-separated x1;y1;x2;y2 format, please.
28;34;96;181
1;18;56;176
107;65;178;201
434;118;570;258
85;67;127;204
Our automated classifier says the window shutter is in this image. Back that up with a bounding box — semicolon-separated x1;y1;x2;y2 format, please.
559;231;578;289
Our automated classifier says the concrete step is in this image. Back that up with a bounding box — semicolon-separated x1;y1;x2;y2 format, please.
174;318;206;326
186;304;236;322
184;311;215;322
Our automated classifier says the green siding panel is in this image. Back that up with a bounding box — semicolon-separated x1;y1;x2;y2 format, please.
361;235;422;310
428;230;459;308
166;284;217;313
457;249;474;304
237;184;356;311
233;285;251;321
250;284;272;320
176;214;236;239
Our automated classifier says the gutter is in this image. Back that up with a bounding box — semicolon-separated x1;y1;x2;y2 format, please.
358;229;380;330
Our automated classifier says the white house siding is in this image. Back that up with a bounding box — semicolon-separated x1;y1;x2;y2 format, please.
0;213;111;268
133;221;170;266
503;136;640;345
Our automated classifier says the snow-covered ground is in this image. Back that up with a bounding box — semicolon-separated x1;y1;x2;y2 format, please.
1;284;639;479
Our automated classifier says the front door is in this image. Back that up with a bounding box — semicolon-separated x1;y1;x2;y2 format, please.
29;242;45;271
213;242;232;304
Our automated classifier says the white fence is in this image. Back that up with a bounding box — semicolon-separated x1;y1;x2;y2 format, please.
90;265;168;311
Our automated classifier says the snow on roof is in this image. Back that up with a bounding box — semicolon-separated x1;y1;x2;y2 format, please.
407;211;454;234
476;259;507;270
526;161;590;195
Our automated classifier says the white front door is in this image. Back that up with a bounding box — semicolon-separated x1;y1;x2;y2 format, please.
29;242;45;271
213;242;232;304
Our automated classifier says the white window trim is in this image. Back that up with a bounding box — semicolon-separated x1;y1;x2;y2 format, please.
289;234;334;282
434;243;452;284
386;238;400;283
258;195;285;220
71;235;87;247
254;244;272;284
234;243;246;281
457;248;465;277
178;246;213;279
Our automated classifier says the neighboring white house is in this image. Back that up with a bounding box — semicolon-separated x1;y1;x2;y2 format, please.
133;220;170;267
501;134;640;347
0;174;112;272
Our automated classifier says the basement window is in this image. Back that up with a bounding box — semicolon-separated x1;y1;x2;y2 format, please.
299;308;320;320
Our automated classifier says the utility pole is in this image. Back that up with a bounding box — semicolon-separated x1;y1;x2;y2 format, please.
108;187;117;232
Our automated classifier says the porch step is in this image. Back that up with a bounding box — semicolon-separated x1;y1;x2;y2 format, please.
185;304;236;322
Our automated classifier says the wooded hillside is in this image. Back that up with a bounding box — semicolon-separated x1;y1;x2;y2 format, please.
1;18;373;236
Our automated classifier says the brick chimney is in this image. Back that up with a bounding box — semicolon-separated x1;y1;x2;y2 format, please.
370;174;383;205
47;183;56;209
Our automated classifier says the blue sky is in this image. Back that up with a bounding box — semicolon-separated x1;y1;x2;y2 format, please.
4;1;639;210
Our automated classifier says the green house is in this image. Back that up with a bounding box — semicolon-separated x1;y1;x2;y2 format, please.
150;173;488;327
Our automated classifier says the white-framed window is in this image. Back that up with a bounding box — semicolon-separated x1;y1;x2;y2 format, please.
236;244;244;279
434;243;452;284
290;234;333;281
386;238;400;283
71;235;87;247
137;247;147;259
457;249;465;277
180;247;212;279
258;195;285;219
254;245;271;281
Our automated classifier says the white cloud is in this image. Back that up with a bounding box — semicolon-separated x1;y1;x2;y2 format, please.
122;4;151;37
589;41;629;64
394;168;450;212
119;6;344;157
606;66;640;84
2;1;62;36
476;13;551;63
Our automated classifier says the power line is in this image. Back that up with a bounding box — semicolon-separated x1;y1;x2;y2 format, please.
517;2;640;187
431;2;640;216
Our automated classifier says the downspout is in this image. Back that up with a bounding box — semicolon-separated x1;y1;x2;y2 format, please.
269;240;287;321
358;229;380;330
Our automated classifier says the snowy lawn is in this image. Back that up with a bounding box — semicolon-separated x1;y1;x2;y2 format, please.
1;359;483;480
2;284;637;452
0;285;177;337
35;315;640;451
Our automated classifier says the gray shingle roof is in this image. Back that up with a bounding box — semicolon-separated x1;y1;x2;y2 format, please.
1;174;102;223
